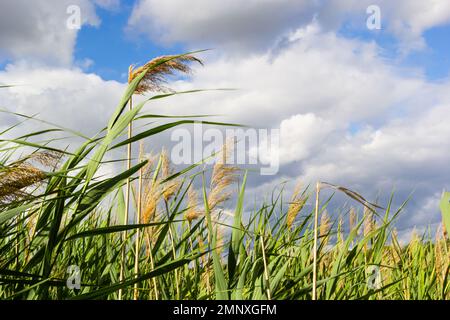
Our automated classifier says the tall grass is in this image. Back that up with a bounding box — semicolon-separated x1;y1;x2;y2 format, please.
0;54;449;300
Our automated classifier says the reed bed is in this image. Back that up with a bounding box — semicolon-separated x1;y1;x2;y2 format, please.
0;53;449;300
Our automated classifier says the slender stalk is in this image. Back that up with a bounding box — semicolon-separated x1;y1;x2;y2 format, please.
165;200;180;299
119;97;133;300
260;235;271;300
147;238;159;300
133;154;143;300
312;181;321;300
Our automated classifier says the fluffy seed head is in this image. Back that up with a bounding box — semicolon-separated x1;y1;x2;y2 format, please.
160;149;180;202
0;164;47;204
320;210;331;246
128;54;203;94
185;186;201;223
208;140;238;211
363;207;375;237
286;181;306;229
349;207;357;231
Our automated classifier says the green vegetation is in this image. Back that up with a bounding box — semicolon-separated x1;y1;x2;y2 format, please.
0;54;449;300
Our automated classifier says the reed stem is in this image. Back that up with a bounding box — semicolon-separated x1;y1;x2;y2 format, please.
119;97;133;300
312;181;321;300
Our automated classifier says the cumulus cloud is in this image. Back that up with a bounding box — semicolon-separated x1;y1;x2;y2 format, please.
0;62;124;137
1;0;449;234
257;113;335;165
0;0;118;66
127;0;316;52
128;0;450;54
323;0;450;52
143;26;424;128
135;24;450;229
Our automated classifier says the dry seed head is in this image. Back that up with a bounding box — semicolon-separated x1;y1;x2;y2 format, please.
185;186;201;223
363;207;375;237
161;148;171;178
29;151;63;168
435;224;446;281
142;191;158;224
411;228;420;243
320;210;331;237
162;181;180;202
156;149;179;202
349;207;357;231
409;229;420;254
291;180;303;201
208;181;235;212
337;215;344;245
320;210;331;247
141;174;161;224
442;218;448;239
286;198;306;229
128;55;203;94
210;165;238;191
0;164;47;203
208;141;238;211
286;181;306;229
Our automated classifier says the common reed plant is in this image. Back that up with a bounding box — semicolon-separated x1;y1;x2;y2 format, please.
0;54;449;300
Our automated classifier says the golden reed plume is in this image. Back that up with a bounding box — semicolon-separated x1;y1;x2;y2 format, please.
185;186;201;223
0;151;62;204
128;55;203;94
207;139;239;212
286;180;307;229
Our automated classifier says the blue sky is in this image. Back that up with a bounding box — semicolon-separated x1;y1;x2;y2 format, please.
72;1;450;83
74;0;184;81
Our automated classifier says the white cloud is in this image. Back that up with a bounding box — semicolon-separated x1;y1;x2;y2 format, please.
0;0;118;66
137;24;450;228
127;0;316;52
323;0;450;52
1;1;449;233
0;63;124;137
143;26;424;128
258;113;335;165
128;0;450;54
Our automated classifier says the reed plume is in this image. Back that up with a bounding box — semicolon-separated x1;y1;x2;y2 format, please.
185;186;201;223
139;153;160;225
207;140;238;212
286;181;307;229
337;215;344;247
320;209;331;248
363;207;375;237
160;149;180;202
349;207;357;231
121;53;202;299
0;151;62;204
128;55;203;94
435;224;447;283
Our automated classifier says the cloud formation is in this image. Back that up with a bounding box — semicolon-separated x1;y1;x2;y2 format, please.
0;63;123;136
0;0;118;66
138;24;450;228
1;0;449;233
128;0;450;53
